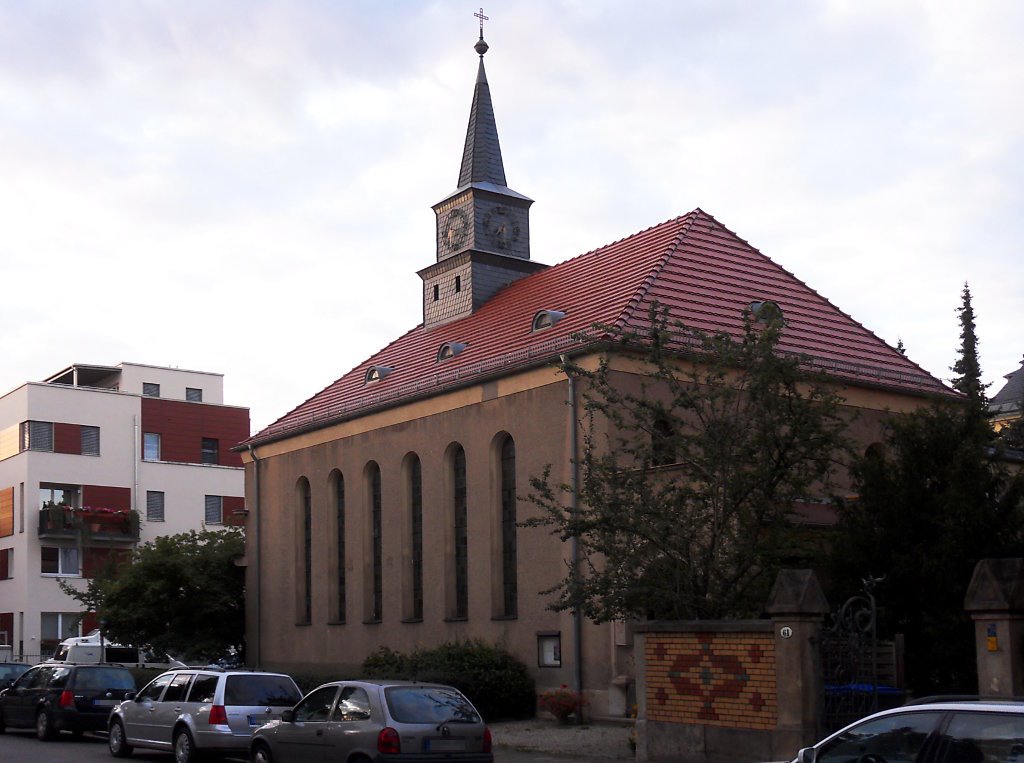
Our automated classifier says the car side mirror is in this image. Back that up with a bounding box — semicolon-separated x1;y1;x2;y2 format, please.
796;748;816;763
281;709;295;723
126;691;137;701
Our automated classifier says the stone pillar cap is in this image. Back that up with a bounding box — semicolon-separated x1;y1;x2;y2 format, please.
965;558;1024;613
765;569;830;616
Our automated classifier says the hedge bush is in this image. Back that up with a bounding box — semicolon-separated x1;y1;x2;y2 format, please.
362;640;535;720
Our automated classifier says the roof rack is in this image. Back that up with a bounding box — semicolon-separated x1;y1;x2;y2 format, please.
905;695;1024;706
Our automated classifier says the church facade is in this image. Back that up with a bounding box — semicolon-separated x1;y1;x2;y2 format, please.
239;33;952;714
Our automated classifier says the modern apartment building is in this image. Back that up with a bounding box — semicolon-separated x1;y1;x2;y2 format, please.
0;362;249;662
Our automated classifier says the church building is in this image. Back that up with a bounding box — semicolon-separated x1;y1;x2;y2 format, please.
239;31;951;715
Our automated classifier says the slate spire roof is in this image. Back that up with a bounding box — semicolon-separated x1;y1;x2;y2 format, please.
248;209;952;446
991;356;1024;416
458;33;506;189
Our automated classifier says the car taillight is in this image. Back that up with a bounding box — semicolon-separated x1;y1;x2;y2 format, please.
208;705;228;725
482;726;492;753
59;690;75;709
377;727;401;754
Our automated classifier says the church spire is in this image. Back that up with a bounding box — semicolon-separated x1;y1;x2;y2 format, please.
457;30;507;189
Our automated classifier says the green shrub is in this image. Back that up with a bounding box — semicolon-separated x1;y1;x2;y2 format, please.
362;640;535;720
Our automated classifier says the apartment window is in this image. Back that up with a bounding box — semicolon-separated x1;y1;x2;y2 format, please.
204;495;223;525
201;438;219;465
40;612;80;658
142;382;160;397
0;548;12;580
39;485;80;509
186;387;203;402
500;436;518;618
453;446;468;620
20;420;53;452
146;491;165;522
143;432;161;461
410;456;423;621
80;425;100;456
41;546;79;576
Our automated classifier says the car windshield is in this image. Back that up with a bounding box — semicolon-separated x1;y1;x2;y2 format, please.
224;675;301;706
385;686;481;724
75;668;136;691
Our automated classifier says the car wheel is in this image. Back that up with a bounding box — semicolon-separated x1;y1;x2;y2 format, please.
0;706;6;734
174;727;199;763
35;709;57;741
109;719;134;758
251;741;274;763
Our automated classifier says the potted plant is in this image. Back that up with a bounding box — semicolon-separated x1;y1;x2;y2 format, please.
538;685;587;724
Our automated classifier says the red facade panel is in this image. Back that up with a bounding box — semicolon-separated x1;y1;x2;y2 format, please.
82;485;131;512
81;612;100;634
141;398;249;467
82;547;130;579
223;496;246;527
53;423;81;455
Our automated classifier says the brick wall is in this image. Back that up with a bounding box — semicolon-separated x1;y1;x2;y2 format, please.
645;630;777;731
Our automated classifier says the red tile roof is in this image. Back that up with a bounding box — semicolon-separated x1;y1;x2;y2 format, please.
248;208;951;446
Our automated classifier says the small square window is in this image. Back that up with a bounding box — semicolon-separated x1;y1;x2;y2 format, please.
80;426;100;456
143;432;161;461
201;438;219;465
205;495;223;525
537;632;562;667
142;382;161;397
186;387;203;403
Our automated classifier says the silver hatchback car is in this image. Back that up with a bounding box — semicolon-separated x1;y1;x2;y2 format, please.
108;667;302;762
250;679;493;763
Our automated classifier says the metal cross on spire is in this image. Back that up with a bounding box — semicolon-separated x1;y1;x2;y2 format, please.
474;7;489;38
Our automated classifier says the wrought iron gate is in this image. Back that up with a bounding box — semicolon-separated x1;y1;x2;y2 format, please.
819;577;884;731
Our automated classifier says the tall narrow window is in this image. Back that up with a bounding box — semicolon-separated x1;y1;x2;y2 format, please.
333;472;346;623
201;437;219;465
146;491;165;522
453;446;468;619
143;432;161;461
297;479;312;625
410;457;423;621
652;417;676;466
204;495;223;525
500;436;518;618
369;464;383;622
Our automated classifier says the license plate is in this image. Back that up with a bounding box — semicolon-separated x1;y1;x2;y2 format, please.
427;739;466;752
248;715;276;726
93;700;117;707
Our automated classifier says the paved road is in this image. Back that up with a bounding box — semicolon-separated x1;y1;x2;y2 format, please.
0;729;600;762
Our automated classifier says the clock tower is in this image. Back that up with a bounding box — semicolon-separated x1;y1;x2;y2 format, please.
420;29;546;330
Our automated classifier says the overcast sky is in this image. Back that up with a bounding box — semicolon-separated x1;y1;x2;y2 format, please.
1;1;1021;433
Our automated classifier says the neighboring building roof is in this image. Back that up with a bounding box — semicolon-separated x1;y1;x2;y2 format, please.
248;208;951;446
990;356;1024;417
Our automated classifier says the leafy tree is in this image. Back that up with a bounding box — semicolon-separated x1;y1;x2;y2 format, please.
61;529;245;662
832;287;1024;693
526;305;851;622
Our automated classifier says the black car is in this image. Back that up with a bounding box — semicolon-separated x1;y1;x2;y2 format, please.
0;663;136;740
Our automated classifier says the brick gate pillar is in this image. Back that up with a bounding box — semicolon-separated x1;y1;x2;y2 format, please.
765;569;830;756
964;558;1024;698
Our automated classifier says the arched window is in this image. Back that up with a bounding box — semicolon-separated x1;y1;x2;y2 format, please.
297;477;312;625
453;446;468;619
409;455;424;621
330;471;346;623
500;436;517;618
367;462;383;623
652;417;676;466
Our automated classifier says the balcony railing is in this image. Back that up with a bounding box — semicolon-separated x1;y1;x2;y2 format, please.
38;505;139;542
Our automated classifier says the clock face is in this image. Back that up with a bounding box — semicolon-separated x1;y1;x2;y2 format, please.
483;206;519;250
442;208;470;251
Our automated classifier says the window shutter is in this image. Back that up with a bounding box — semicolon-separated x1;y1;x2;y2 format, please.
204;495;223;525
146;491;165;522
186;387;203;402
25;421;54;452
142;382;160;397
80;426;100;456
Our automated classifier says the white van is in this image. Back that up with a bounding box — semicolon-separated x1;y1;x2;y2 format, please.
47;630;177;668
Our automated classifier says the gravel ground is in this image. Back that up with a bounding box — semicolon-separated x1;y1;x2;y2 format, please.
490;718;635;760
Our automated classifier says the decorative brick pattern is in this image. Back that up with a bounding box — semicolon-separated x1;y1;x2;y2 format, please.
646;631;777;730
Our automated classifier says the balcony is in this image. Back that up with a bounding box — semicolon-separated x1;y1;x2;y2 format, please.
38;504;139;543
